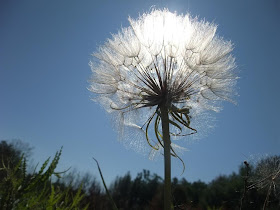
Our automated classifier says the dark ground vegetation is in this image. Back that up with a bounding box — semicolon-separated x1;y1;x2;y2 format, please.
0;140;279;209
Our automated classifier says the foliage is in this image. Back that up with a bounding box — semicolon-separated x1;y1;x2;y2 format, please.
0;141;88;210
1;140;279;209
109;170;163;210
94;157;279;209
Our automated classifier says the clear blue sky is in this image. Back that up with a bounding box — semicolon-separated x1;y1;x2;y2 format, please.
1;0;279;185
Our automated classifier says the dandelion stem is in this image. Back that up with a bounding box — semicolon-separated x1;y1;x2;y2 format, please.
160;105;173;210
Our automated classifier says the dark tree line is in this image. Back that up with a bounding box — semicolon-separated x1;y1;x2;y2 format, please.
0;140;279;209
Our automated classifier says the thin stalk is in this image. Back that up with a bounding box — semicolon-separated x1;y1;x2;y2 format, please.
92;158;118;210
240;161;249;210
263;183;272;210
160;105;173;210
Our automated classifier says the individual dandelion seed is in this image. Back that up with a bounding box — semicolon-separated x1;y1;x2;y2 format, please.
89;9;237;210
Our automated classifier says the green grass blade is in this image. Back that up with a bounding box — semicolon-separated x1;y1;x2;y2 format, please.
92;157;118;210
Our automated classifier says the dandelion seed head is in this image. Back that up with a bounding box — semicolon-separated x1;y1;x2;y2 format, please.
89;9;237;156
251;156;280;193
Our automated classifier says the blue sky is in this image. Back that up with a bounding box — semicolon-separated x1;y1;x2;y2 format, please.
1;0;279;185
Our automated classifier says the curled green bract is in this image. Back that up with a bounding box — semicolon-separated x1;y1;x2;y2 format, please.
142;105;197;173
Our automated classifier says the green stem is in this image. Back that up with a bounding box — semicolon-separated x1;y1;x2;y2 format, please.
160;105;173;210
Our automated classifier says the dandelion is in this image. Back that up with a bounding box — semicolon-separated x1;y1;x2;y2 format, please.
248;155;280;209
89;9;237;209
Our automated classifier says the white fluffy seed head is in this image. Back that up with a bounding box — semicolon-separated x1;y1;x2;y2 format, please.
89;9;238;155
